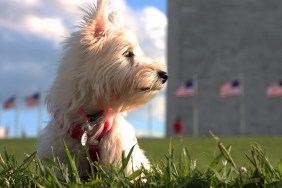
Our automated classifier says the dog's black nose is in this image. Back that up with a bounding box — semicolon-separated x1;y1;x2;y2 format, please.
158;71;168;84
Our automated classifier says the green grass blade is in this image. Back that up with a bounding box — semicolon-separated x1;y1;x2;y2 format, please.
63;141;81;184
83;145;96;178
127;169;142;180
278;159;282;174
210;131;237;169
120;145;135;173
206;150;224;177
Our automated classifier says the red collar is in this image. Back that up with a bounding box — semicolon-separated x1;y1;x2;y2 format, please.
58;108;111;161
69;121;110;162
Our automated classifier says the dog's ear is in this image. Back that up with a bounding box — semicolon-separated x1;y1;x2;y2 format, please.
80;0;109;49
93;0;107;39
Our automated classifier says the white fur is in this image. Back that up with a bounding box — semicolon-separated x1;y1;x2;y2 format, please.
38;0;166;176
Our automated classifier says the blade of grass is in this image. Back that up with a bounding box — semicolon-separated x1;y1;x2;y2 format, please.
120;145;135;174
63;141;81;184
210;131;237;169
127;169;142;180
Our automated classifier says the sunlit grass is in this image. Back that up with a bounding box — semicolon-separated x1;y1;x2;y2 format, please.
0;134;282;187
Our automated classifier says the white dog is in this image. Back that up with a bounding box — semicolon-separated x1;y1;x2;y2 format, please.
38;0;167;176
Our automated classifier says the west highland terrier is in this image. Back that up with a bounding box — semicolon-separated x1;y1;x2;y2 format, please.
38;0;168;176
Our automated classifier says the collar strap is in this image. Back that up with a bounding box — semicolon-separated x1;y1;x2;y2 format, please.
69;117;110;142
68;108;110;161
69;120;110;162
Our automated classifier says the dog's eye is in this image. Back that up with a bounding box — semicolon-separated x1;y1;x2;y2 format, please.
123;50;134;58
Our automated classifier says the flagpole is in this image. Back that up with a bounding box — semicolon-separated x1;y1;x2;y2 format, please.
37;90;43;135
37;95;43;135
15;92;19;138
239;73;246;135
193;73;199;136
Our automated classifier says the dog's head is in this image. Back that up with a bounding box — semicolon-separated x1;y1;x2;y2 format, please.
48;0;167;116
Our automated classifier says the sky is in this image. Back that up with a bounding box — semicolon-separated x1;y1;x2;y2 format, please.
0;0;167;138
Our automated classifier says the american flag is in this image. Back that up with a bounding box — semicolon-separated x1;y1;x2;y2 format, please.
266;81;282;97
175;80;194;97
220;80;240;97
3;96;16;109
25;93;40;107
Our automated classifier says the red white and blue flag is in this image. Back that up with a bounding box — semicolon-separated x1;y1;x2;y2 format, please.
175;80;194;97
266;81;282;97
3;96;16;109
220;80;240;97
25;93;40;107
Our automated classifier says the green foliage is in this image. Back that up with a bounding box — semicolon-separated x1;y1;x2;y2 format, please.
0;135;282;188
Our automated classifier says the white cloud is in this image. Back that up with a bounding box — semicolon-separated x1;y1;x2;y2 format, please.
140;7;167;49
0;1;68;45
24;16;67;42
0;0;167;52
121;5;167;62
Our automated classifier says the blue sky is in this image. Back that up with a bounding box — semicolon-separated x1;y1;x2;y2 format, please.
126;0;166;13
0;0;167;138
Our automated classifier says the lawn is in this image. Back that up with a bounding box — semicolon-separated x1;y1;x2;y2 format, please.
1;136;282;168
139;136;282;169
0;136;282;187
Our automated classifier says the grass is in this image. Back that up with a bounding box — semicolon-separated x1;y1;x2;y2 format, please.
1;136;282;167
0;138;37;162
139;136;282;169
0;134;282;187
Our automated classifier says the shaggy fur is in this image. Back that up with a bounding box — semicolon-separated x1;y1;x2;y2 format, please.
38;0;167;176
